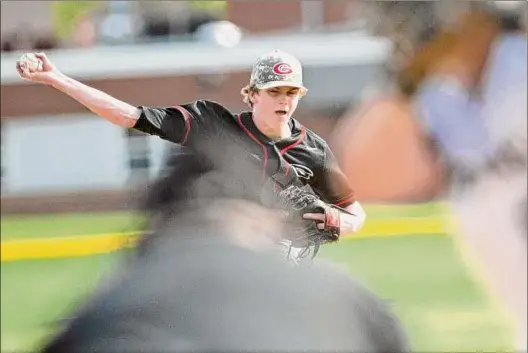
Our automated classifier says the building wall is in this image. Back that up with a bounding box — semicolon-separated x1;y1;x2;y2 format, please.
0;1;53;35
2;112;173;194
226;0;362;33
226;1;303;33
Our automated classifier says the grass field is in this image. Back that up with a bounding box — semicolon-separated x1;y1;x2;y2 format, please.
0;204;514;352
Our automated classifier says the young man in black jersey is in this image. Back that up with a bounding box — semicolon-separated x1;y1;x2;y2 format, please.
16;49;366;261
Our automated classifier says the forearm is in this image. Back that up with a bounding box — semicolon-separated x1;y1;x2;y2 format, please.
50;73;141;128
339;201;366;235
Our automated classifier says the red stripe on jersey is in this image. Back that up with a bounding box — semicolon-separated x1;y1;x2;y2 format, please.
280;126;306;155
334;195;355;207
236;114;268;182
173;106;192;145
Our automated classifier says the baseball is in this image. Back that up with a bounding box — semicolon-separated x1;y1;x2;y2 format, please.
19;53;43;73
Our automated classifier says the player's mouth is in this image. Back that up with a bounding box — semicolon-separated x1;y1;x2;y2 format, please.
275;110;288;117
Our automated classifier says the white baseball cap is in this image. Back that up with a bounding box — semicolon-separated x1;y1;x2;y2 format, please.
249;50;307;92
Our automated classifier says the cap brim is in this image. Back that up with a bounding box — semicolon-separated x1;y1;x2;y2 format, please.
256;81;308;93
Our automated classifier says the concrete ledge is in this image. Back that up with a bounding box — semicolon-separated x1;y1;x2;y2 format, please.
1;189;142;214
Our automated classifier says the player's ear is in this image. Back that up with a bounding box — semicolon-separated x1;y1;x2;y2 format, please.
249;89;259;105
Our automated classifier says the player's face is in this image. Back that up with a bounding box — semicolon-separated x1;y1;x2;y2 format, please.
252;86;301;124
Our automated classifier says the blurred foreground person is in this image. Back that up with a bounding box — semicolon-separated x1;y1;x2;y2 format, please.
413;8;527;350
40;152;409;353
331;5;526;350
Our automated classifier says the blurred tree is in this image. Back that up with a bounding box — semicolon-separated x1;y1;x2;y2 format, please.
51;1;102;40
187;1;227;17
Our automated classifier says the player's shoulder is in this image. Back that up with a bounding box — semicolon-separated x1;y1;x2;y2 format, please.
293;118;329;151
185;99;238;123
189;99;232;115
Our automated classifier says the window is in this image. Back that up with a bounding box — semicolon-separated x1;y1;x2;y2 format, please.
125;129;150;185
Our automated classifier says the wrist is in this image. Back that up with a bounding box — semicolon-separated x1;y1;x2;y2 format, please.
339;209;366;234
48;71;67;88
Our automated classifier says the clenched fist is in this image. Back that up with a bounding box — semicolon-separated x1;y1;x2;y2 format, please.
16;52;61;85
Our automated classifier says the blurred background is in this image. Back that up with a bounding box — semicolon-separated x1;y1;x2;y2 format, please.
1;1;526;352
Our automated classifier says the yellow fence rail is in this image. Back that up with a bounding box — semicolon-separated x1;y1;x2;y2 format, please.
1;216;452;262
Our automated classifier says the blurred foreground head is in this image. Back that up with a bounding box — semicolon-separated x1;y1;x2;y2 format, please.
40;149;409;352
136;147;286;254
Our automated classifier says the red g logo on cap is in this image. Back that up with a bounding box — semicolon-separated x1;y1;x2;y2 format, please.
273;63;293;75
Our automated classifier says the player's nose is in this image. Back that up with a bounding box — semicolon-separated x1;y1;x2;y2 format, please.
277;100;289;109
278;94;290;104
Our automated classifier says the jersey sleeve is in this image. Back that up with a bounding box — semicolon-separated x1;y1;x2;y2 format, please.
314;146;356;207
133;100;228;145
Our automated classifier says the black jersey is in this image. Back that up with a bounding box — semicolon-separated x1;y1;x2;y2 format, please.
134;100;355;207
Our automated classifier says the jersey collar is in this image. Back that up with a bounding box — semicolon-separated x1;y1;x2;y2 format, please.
238;112;303;145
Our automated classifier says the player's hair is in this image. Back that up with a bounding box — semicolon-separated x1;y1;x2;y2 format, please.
240;84;259;108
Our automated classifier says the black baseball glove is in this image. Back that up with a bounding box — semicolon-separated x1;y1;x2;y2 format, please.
276;185;343;257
